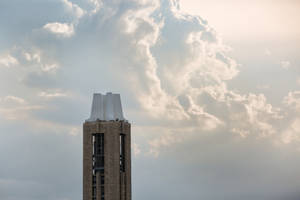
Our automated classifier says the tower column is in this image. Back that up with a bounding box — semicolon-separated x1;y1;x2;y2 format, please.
83;93;131;200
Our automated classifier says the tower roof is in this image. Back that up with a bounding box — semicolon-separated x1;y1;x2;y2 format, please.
86;92;125;122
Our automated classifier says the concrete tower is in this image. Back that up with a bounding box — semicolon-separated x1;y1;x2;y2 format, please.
83;93;131;200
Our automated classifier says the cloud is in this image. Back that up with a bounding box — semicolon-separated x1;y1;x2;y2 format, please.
0;94;81;139
22;49;59;73
41;63;59;72
0;0;296;157
1;95;26;104
281;60;291;69
281;118;300;144
148;127;187;157
1;0;300;199
23;51;41;62
0;53;18;67
4;0;288;151
61;0;86;19
38;91;68;99
0;95;42;120
89;0;102;14
43;22;74;37
283;91;300;111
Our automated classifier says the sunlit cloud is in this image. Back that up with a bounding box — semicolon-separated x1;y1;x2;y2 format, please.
62;0;86;19
0;0;300;199
284;91;300;111
38;91;68;99
43;22;75;37
0;53;18;67
281;118;300;144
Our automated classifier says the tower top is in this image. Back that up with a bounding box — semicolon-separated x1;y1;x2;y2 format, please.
86;92;125;122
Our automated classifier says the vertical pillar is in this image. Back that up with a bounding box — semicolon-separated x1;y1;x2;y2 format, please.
83;121;131;200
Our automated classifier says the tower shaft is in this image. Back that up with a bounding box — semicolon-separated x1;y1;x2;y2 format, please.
83;121;131;200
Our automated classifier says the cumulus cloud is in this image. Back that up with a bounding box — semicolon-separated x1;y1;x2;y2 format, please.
281;118;300;144
1;0;300;199
23;51;41;62
41;63;59;72
22;49;59;73
284;91;300;111
89;0;102;14
43;22;74;37
62;0;86;19
4;0;290;152
0;0;296;159
0;53;18;67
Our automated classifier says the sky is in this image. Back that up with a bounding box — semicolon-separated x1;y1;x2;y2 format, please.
0;0;300;200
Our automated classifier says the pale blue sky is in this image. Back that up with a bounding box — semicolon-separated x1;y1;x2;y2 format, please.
0;0;299;200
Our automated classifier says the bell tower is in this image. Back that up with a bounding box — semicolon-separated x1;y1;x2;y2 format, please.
83;93;131;200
